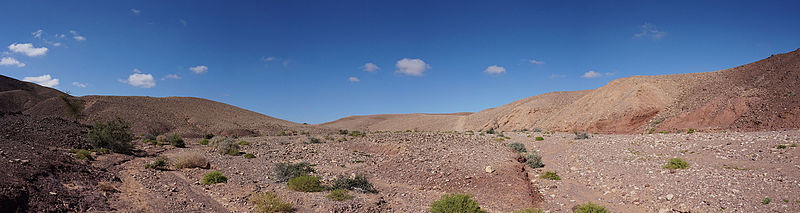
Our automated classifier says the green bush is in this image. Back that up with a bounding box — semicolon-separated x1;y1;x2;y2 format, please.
141;133;157;141
75;149;93;160
762;197;771;204
513;208;545;213
535;136;544;141
273;162;315;182
326;189;354;201
287;175;322;192
244;153;256;159
540;171;560;180
792;143;798;147
664;158;689;169
204;133;215;139
348;131;366;137
776;144;787;149
575;202;608;213
308;137;321;144
211;137;240;156
508;143;527;153
87;118;134;154
331;174;377;193
144;157;169;170
199;139;209;145
238;140;249;145
202;171;227;185
338;129;349;135
250;192;293;212
429;193;486;213
169;133;185;148
525;151;544;169
687;128;695;134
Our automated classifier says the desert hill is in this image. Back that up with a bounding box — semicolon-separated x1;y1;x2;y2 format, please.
0;75;318;137
322;48;800;133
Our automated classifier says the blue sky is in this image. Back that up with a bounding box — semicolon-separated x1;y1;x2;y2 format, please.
1;0;799;124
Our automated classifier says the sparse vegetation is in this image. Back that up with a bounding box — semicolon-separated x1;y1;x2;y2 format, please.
326;189;354;201
87;118;134;154
687;128;695;134
348;130;366;137
540;171;560;180
525;151;544;168
239;140;250;145
144;157;169;170
273;162;315;182
204;133;215;139
574;132;589;140
308;137;321;144
792;143;798;147
535;136;544;141
509;142;527;153
75;149;93;160
762;197;771;204
331;174;377;193
211;137;240;156
250;192;293;213
202;171;228;184
338;130;349;135
156;135;168;143
776;144;787;149
429;193;487;213
287;175;322;192
199;139;209;145
486;128;496;134
244;153;256;159
168;133;185;148
173;152;209;169
97;182;116;192
58;94;84;121
575;202;609;213
664;158;689;169
513;208;545;213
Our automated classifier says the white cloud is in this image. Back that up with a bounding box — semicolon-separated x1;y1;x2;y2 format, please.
395;58;430;77
263;56;277;62
72;82;87;88
528;59;545;65
362;62;380;72
189;65;208;74
132;68;142;73
8;43;48;57
634;23;666;40
70;30;86;41
581;70;602;78
131;8;141;15
32;30;43;39
484;65;506;75
57;34;66;39
23;75;59;87
0;57;25;67
122;73;156;88
348;77;360;82
163;74;181;80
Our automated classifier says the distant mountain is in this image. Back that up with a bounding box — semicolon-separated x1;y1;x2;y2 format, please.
322;48;800;133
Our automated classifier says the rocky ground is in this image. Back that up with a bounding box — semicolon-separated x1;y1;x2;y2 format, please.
96;129;799;212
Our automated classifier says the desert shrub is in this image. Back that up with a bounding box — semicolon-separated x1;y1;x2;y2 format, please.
525;151;544;168
75;149;93;160
204;133;215;139
173;152;209;169
58;95;84;121
687;128;695;134
776;144;787;149
239;140;250;145
202;171;227;184
287;175;322;192
211;137;240;156
244;153;256;159
535;136;544;141
762;197;771;204
338;130;349;135
429;193;486;213
307;137;321;144
664;158;689;169
575;202;608;213
273;162;315;182
144;157;169;170
508;143;527;153
331;174;377;193
792;143;798;147
142;133;157;141
574;132;589;140
87;118;134;154
156;135;168;142
250;192;293;213
199;139;209;145
326;189;354;201
540;171;560;180
486;128;496;134
169;133;185;148
513;208;545;213
348;131;366;137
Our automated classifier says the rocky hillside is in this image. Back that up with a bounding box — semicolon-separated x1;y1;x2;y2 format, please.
322;48;800;133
